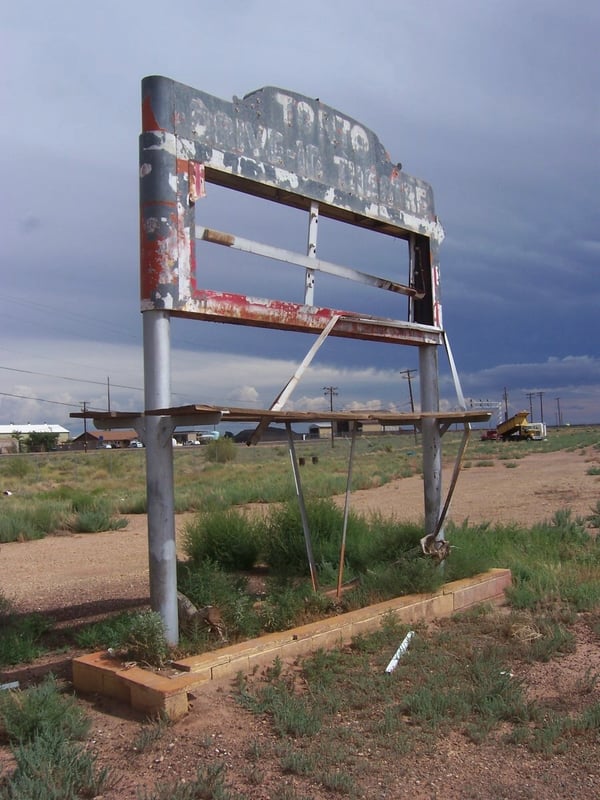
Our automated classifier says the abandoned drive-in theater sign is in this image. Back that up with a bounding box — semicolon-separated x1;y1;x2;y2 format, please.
139;76;445;343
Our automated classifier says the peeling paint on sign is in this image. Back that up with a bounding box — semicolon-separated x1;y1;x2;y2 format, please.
139;76;444;341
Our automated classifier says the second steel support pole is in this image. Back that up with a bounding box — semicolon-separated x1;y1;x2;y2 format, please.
419;344;442;539
143;309;178;645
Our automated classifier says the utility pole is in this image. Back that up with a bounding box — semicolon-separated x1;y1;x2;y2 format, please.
400;368;418;444
525;391;535;421
503;387;509;421
323;386;338;448
537;391;545;424
555;397;562;427
81;401;89;453
107;377;112;431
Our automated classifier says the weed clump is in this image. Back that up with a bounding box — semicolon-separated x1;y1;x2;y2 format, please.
121;611;170;668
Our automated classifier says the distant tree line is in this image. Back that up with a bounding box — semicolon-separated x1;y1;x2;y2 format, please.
11;432;60;453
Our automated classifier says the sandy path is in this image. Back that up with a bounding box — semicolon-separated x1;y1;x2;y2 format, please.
1;448;598;616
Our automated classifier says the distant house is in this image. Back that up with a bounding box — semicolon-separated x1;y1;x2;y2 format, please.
71;429;139;450
309;420;401;438
309;422;332;439
234;425;302;444
0;424;70;454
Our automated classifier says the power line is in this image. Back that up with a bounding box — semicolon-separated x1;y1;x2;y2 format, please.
0;391;82;408
0;365;142;392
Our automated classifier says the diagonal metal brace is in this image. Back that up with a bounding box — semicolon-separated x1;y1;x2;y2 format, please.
248;314;341;445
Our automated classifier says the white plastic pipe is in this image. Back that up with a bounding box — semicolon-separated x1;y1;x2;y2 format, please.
385;631;415;674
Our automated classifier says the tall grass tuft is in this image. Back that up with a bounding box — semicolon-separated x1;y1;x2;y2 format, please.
4;728;110;799
0;502;72;543
184;509;261;570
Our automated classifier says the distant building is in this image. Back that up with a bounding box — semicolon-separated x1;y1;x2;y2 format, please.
234;425;302;444
0;424;70;454
309;422;333;439
71;429;139;450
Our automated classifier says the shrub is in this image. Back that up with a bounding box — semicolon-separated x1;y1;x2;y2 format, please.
177;560;261;642
121;611;169;667
205;437;236;463
263;498;362;578
183;509;260;570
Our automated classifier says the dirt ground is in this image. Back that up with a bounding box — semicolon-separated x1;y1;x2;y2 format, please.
1;446;600;798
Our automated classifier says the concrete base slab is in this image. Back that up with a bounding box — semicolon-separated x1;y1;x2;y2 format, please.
72;568;511;720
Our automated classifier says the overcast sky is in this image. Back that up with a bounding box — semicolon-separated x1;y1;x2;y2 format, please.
1;0;598;435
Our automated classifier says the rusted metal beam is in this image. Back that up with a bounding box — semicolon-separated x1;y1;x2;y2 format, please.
169;295;443;346
197;226;423;299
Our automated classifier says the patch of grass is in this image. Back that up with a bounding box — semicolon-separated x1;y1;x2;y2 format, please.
1;456;31;478
586;466;600;475
263;498;361;578
0;503;72;542
72;611;142;650
71;508;129;533
3;728;110;799
0;679;108;800
132;713;170;753
138;762;235;800
0;612;52;667
0;675;90;745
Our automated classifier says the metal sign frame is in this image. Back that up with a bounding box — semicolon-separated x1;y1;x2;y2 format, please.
133;76;482;644
140;76;444;342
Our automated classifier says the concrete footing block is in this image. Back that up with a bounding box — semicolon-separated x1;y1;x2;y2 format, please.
72;569;511;721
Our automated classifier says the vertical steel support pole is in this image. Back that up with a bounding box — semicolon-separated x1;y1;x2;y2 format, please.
304;202;318;305
143;310;178;645
139;78;182;646
419;345;442;539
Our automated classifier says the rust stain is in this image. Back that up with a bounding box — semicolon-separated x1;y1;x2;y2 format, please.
141;95;164;133
140;211;179;300
202;228;235;247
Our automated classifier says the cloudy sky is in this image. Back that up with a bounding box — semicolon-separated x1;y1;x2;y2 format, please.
2;0;598;435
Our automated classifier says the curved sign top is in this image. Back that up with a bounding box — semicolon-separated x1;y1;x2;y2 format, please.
141;76;443;240
139;76;443;339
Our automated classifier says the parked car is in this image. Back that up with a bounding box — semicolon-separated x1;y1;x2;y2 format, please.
129;440;144;448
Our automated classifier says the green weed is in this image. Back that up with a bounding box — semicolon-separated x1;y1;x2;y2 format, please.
0;675;89;744
2;728;110;799
132;714;170;753
138;762;235;800
121;611;169;668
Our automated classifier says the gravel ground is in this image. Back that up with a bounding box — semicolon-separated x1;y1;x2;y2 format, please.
1;446;599;798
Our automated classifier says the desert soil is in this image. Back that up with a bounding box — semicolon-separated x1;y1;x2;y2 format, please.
1;446;600;798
